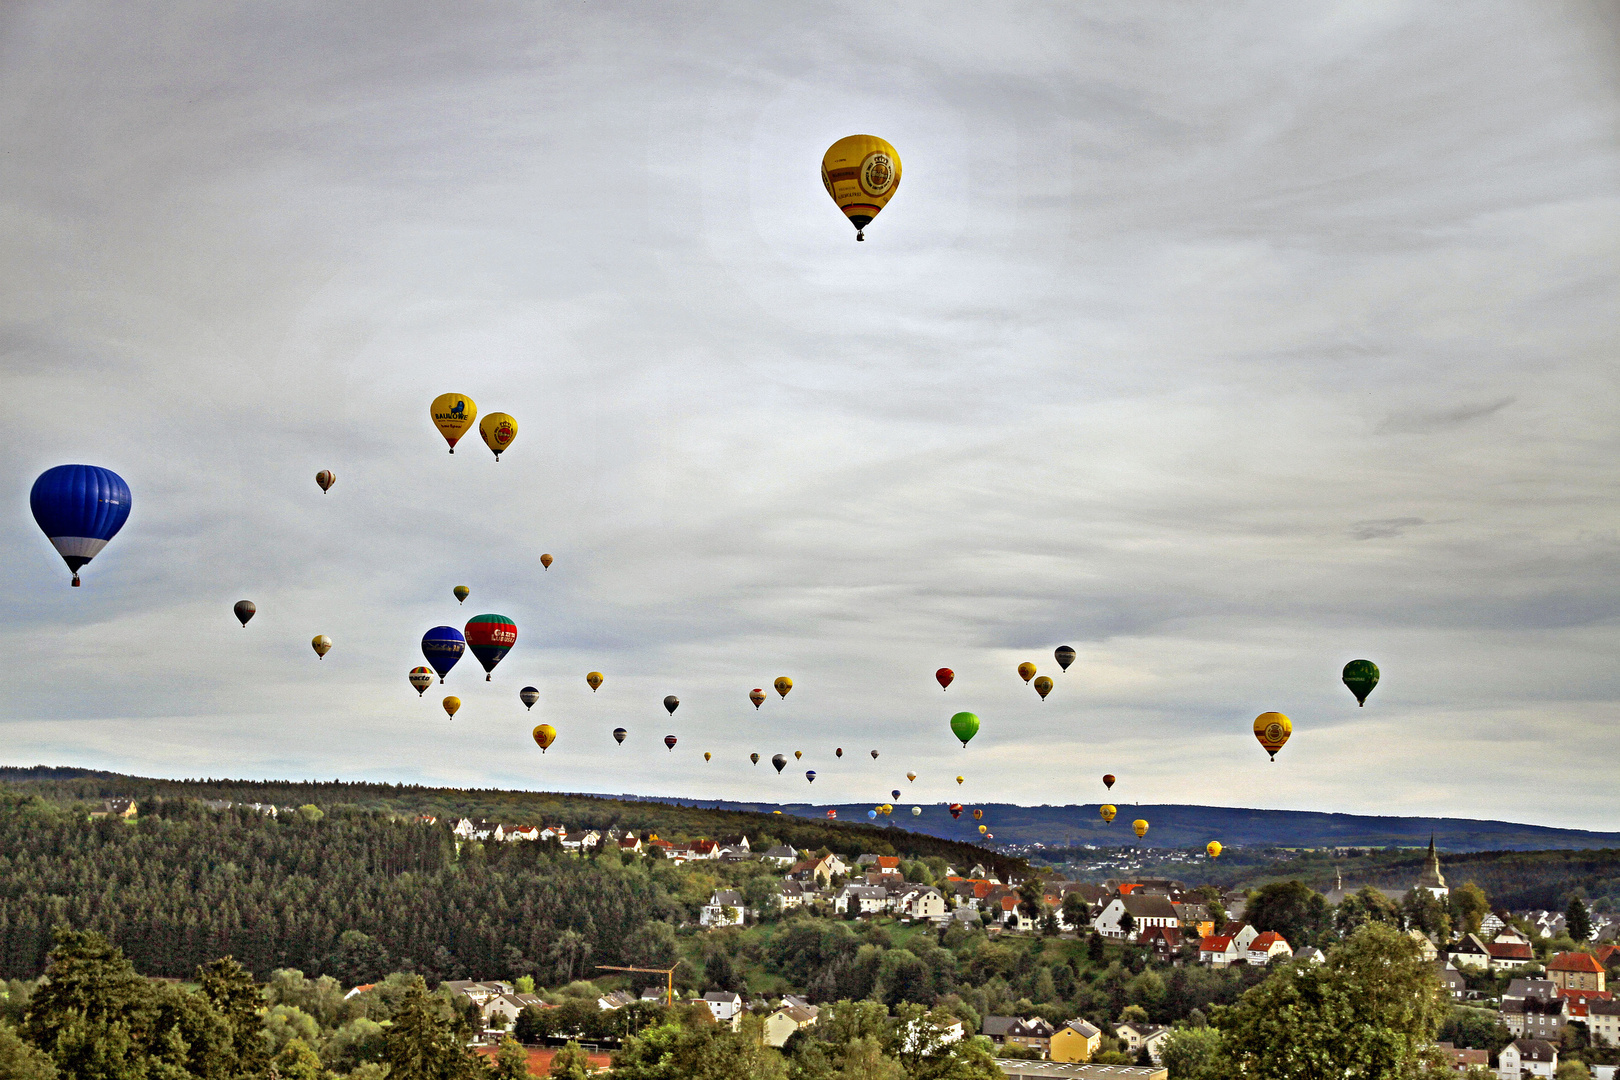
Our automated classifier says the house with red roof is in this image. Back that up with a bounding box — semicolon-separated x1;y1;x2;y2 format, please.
1548;952;1606;993
1247;931;1293;966
1489;939;1535;972
1199;935;1240;966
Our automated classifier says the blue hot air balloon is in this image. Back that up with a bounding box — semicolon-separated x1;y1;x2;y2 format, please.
421;625;466;682
868;810;878;820
31;465;132;587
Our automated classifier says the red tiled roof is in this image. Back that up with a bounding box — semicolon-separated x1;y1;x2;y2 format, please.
877;856;900;868
1118;884;1140;894
1201;935;1234;952
1549;952;1605;973
1251;931;1287;949
1490;942;1535;960
1596;945;1620;965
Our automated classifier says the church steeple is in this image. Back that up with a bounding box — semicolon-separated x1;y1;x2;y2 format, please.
1417;834;1448;897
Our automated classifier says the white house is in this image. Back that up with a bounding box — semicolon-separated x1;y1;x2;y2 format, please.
897;886;948;922
1093;894;1179;941
701;890;747;927
835;885;889;915
482;992;545;1028
1247;931;1293;966
1498;1039;1557;1079
703;991;743;1030
1199;935;1241;967
1448;934;1491;971
764;1004;819;1048
760;845;799;868
1115;1023;1171;1064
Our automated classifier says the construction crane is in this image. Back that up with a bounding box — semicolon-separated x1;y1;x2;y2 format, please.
595;961;684;1007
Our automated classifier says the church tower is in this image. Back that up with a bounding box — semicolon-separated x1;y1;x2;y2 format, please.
1416;834;1448;899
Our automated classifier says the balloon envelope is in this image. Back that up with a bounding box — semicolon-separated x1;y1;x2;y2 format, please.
1033;676;1052;699
453;585;469;604
1100;804;1116;823
614;728;628;745
979;824;988;834
664;695;679;715
664;735;677;751
464;614;516;681
520;686;539;710
479;412;518;460
950;712;980;747
821;135;901;240
233;600;255;626
1342;659;1380;706
1103;774;1115;790
774;676;792;698
410;667;434;696
750;688;766;709
956;776;964;785
750;753;759;765
430;393;476;452
868;810;877;820
1017;662;1037;683
911;806;921;816
1206;841;1222;859
794;751;802;760
421;626;465;680
906;773;916;782
935;667;954;690
311;635;331;657
540;554;553;569
891;789;901;799
870;750;879;760
30;465;132;586
948;804;963;819
1254;712;1292;760
1054;645;1075;671
771;754;787;773
972;809;983;820
443;696;460;718
1133;819;1149;839
532;724;556;752
805;771;816;783
586;672;603;692
705;752;712;762
315;470;335;493
835;748;843;758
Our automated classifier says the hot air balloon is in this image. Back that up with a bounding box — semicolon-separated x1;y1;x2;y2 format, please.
773;810;783;815
233;600;255;627
443;696;461;718
30;465;132;587
826;809;837;818
870;750;879;760
805;770;816;783
614;728;628;745
520;686;539;710
533;724;556;752
430;393;476;453
774;676;792;698
421;626;465;682
986;833;994;840
1342;660;1379;706
750;688;766;709
906;772;916;782
1206;841;1222;859
1254;712;1292;760
936;668;954;690
911;806;921;817
540;553;553;569
750;753;759;765
312;635;331;658
1033;676;1052;700
453;585;469;604
948;804;963;819
410;667;434;696
956;776;964;785
586;672;603;692
772;754;786;773
868;810;878;820
972;809;983;820
314;469;335;493
1055;645;1075;672
794;751;803;760
979;824;988;834
821;135;901;241
950;712;979;747
664;735;677;751
1133;819;1149;839
1017;662;1036;683
479;412;518;461
891;789;901;799
1103;774;1115;790
1100;804;1116;823
464;615;516;681
705;752;712;762
835;748;843;758
664;696;679;715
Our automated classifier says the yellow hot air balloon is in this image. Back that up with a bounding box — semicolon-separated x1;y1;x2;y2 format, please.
979;824;988;834
311;635;331;658
821;136;901;241
1254;712;1292;760
1133;819;1149;839
1033;675;1052;700
794;750;803;760
586;671;604;692
532;724;556;752
453;585;469;604
1099;804;1116;823
479;412;518;461
775;676;793;698
1017;662;1037;683
704;752;712;761
443;696;461;719
430;393;477;453
1206;841;1222;859
956;775;964;785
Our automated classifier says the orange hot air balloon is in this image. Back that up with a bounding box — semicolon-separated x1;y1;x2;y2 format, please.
532;724;556;753
540;554;553;570
586;672;604;692
750;688;766;709
936;667;954;690
1017;662;1037;683
1033;676;1052;700
1254;712;1292;760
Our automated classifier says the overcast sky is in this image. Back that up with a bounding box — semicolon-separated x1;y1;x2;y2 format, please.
2;1;1617;833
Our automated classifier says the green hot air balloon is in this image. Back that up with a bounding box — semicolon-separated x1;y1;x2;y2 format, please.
950;711;980;747
1343;659;1380;706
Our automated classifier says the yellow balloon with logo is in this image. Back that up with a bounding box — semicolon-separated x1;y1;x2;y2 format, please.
532;724;556;753
1133;819;1149;839
1254;712;1292;760
430;393;477;453
979;824;988;834
821;136;901;241
479;412;518;461
586;672;604;692
1206;841;1222;859
443;696;461;719
775;676;793;698
1099;804;1116;824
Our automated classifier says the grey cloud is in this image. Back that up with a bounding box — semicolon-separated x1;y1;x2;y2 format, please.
1376;397;1516;435
1349;517;1427;540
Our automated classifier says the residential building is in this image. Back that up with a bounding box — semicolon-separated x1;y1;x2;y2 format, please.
778;880;809;910
994;1062;1166;1080
617;835;643;854
1247;931;1293;966
1480;911;1507;938
834;885;888;915
91;798;137;820
1497;1039;1556;1079
703;991;743;1030
764;1004;819;1048
443;981;513;1005
1138;926;1182;961
1449;934;1492;971
1048;1020;1102;1063
1435;1043;1489;1074
482;992;546;1028
1589;1000;1620;1047
1501;997;1566;1041
982;1017;1055;1057
897;885;948;922
1000;894;1037;933
701;890;747;927
1416;836;1449;900
1435;963;1467;1000
1295;947;1326;965
1115;1023;1170;1064
1489;940;1535;972
1199;935;1241;967
1405;930;1439;962
597;990;636;1011
1548;952;1606;993
1505;979;1558;1003
1220;922;1260;952
760;844;798;867
1093;895;1179;941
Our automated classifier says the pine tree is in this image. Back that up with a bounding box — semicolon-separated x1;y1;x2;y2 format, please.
1566;897;1592;943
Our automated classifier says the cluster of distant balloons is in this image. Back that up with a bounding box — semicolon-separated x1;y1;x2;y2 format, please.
29;135;1384;852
